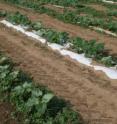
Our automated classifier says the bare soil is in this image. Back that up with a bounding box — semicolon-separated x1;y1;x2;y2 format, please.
43;4;65;13
86;4;107;11
0;102;17;124
0;23;117;124
0;2;117;55
43;4;88;18
43;4;76;13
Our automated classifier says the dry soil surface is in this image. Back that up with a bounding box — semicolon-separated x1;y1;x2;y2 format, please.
0;102;18;124
86;4;107;11
0;23;117;124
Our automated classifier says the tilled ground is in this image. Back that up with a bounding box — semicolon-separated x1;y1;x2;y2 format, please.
0;2;117;54
0;23;117;124
0;102;18;124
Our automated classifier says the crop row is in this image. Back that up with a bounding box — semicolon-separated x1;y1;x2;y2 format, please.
33;0;117;19
0;11;116;67
3;0;117;33
0;52;83;124
4;0;102;7
3;0;117;10
75;5;117;19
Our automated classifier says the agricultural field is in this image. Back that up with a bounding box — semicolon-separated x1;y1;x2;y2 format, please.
0;0;117;124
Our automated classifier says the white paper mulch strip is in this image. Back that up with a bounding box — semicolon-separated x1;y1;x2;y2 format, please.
53;5;64;8
90;26;117;37
102;0;117;4
1;20;117;79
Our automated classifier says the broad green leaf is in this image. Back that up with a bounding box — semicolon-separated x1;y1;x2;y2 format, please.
42;93;54;103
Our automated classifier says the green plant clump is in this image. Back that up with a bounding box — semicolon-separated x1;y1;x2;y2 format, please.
0;10;7;17
71;37;117;66
7;12;31;26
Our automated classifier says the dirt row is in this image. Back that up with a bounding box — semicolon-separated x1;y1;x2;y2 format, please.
0;22;117;124
43;4;107;14
0;2;117;55
43;4;76;13
86;3;107;11
0;102;18;124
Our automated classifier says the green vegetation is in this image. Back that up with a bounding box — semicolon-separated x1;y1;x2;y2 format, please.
0;53;82;124
102;2;117;10
0;10;7;17
7;11;31;25
107;10;117;17
4;0;117;33
41;30;69;45
17;0;100;7
72;38;117;66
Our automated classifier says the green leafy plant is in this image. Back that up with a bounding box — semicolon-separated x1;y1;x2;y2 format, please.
72;37;117;66
0;10;7;17
42;29;69;45
72;37;104;58
7;12;31;26
54;108;82;124
101;56;116;66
